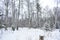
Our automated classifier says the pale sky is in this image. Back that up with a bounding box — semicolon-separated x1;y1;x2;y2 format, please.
40;0;60;9
0;0;60;9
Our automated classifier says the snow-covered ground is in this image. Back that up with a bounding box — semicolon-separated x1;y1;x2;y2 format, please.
0;28;60;40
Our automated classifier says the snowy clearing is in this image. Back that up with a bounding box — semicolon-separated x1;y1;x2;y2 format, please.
0;28;60;40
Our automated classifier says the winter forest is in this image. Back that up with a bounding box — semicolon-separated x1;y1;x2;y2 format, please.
0;0;60;30
0;0;60;40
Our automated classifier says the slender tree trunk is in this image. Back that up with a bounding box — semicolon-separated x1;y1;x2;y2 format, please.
11;0;15;30
27;0;31;27
5;0;9;30
55;0;58;29
17;0;20;30
36;0;39;27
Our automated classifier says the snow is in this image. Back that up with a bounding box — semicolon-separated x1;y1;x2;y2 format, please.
0;28;60;40
44;29;60;40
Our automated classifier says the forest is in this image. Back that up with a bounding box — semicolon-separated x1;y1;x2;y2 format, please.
0;0;60;31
